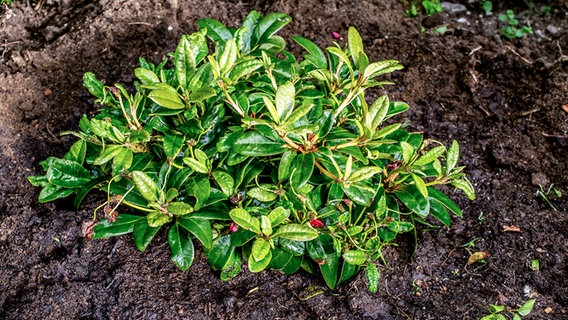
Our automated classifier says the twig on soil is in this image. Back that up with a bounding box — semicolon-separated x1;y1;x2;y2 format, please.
520;108;540;117
1;41;23;47
129;22;154;26
542;133;568;139
440;247;457;268
505;46;532;64
45;123;60;141
469;46;482;56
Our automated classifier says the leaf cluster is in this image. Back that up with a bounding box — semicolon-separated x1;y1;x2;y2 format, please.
499;9;533;39
29;11;474;291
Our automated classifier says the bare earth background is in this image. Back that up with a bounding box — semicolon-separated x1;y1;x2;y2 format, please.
0;0;567;319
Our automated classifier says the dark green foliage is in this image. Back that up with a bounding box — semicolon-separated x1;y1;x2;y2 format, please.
29;11;475;292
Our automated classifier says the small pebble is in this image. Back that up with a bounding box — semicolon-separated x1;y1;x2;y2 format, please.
531;172;548;187
441;2;467;13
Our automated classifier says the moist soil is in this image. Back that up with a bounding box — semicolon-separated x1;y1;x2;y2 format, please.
0;1;567;319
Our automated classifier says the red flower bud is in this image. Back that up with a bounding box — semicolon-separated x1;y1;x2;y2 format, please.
310;219;325;228
229;222;239;233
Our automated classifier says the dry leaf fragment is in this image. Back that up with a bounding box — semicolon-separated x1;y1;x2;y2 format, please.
503;225;521;232
562;104;568;114
544;307;553;314
467;251;489;265
81;220;97;239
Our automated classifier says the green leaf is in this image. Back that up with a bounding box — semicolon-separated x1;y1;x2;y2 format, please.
174;35;195;88
212;171;234;197
185;176;210;210
284;99;313;126
197;18;233;42
428;187;462;217
272;223;318;241
183;157;209;174
248;186;277;202
348;166;382;183
38;184;75;203
348;27;364;70
112;148;133;176
338;260;359;286
163;134;185;159
218;39;238;74
229;208;261;233
395;185;430;218
366;95;389;129
133;219;160;251
167;201;193;216
451;177;476;200
28;175;49;187
278;151;296;182
93;145;122;166
446;140;459;173
253;12;292;43
429;198;451;227
248;248;272;273
260;215;272;236
208;234;236;270
188;87;216;102
64;140;87;165
401;141;415;164
147;211;172;227
290;152;314;190
83;72;105;99
262;96;280;123
386;221;414;233
269;248;302;274
229;59;263;81
374;123;401;139
411;173;428;198
168;223;195;271
517;299;535;316
179;217;213;249
292;36;326;69
268;207;290;227
366;263;380;293
363;60;403;79
315;251;338;289
92;214;142;238
148;85;185;110
413;146;446;167
251;238;271;261
275;82;295;122
131;171;160;203
46;158;90;188
342;250;367;265
135;67;160;84
233;130;285;156
341;183;375;206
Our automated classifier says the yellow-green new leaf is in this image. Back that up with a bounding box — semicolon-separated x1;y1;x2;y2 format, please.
342;250;367;265
268;207;290;227
183;157;209;174
229;208;261;233
148;85;185;110
348;166;382;183
276;82;295;122
446;140;459;174
251;238;271;261
451;178;476;200
260;215;273;236
248;249;272;273
411;173;428;198
272;224;318;241
167;201;194;216
413;146;446;167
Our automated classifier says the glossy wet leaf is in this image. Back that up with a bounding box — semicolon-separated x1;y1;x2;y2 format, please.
197;18;233;43
233;130;285;156
38;184;75;203
131;171;159;203
342;250;366;265
292;36;326;69
269;248;302;274
208;234;236;270
395;185;430;218
64;140;87;165
268;207;290;226
168;223;195;271
348;27;365;70
133;219;160;251
272;224;318;241
413;146;446;167
46;158;90;188
83;72;105;99
92;214;143;238
248;186;277;202
428;187;462;217
290;152;314;190
185;176;210;210
251;238;271;261
148;85;185;110
183;157;209;174
167;201;193;216
429;198;451;227
229;208;261;233
212;170;234;197
451;178;476;200
517;299;535;316
179;217;213;249
163;134;185;159
248;248;272;273
275;82;295;122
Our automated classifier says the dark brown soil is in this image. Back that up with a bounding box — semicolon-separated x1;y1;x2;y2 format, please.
1;1;567;319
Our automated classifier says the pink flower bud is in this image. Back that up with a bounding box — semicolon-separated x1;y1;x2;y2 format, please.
332;31;341;39
229;222;239;233
310;219;325;228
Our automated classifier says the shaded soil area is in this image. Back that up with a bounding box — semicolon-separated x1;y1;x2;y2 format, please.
1;1;567;319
